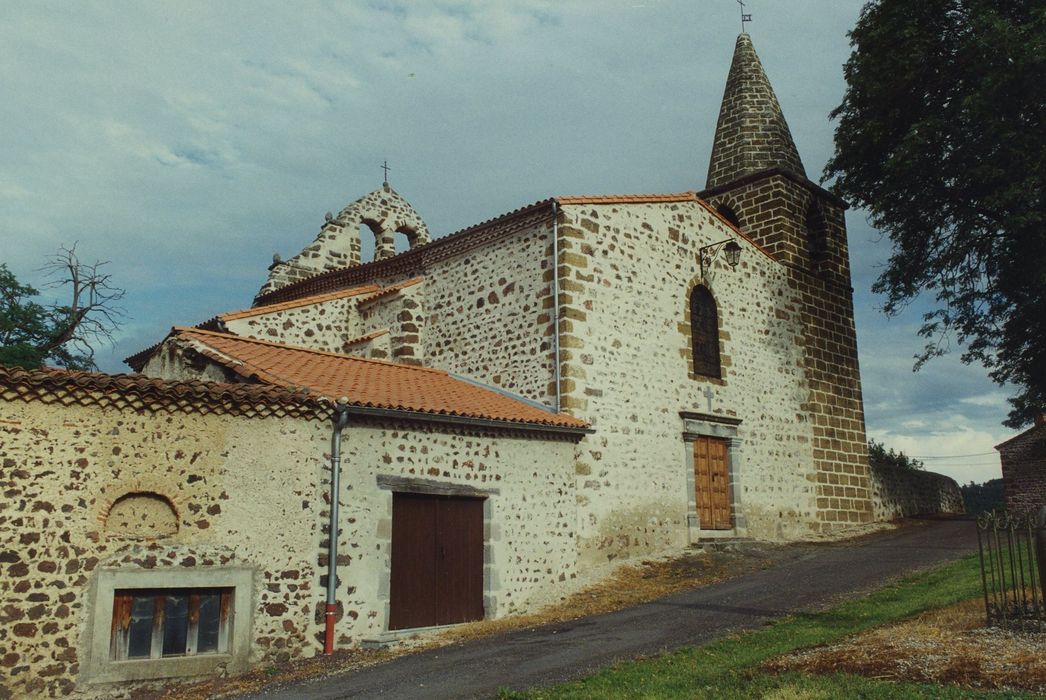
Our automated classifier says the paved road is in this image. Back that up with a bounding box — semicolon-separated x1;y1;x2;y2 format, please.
250;516;977;700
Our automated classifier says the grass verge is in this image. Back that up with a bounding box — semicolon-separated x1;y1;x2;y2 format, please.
499;554;1041;699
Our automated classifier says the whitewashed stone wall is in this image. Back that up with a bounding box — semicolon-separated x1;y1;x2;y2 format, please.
0;400;329;698
326;424;579;642
550;201;819;563
356;281;425;366
417;221;557;404
224;296;363;354
1;393;582;697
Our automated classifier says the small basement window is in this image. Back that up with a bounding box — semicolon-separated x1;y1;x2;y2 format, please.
111;588;233;661
87;568;253;684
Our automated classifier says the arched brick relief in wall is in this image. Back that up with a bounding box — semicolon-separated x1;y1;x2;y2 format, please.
101;491;180;539
678;275;731;384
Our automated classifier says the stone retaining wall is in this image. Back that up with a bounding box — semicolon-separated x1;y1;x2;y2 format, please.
867;464;964;520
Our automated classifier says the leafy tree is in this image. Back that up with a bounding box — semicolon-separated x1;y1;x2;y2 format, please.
826;0;1046;428
867;438;924;471
0;245;125;370
960;478;1007;513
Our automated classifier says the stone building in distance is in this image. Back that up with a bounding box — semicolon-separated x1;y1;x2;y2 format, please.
0;33;962;697
996;415;1046;514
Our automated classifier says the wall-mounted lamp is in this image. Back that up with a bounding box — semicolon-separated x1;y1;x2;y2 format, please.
698;238;743;278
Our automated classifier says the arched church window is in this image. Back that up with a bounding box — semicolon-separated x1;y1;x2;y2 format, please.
690;286;721;378
716;204;742;229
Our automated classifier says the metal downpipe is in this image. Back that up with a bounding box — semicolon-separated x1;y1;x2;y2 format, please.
324;401;351;654
551;201;561;414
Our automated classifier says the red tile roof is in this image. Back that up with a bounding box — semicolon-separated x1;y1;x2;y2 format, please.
343;329;389;347
357;277;424;307
0;364;325;419
556;192;700;205
171;328;589;430
222;284;380;321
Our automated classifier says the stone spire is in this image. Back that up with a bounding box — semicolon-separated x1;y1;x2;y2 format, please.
706;33;806;189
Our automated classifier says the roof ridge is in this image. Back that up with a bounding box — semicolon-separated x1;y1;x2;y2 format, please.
222;283;380;321
555;191;697;205
174;327;449;375
357;276;425;306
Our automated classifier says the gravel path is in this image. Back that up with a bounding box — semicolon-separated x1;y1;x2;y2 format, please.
247;515;977;700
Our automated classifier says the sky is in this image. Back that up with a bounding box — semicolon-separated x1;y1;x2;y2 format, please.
0;1;1018;484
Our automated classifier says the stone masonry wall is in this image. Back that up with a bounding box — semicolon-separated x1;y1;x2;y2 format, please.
705;174;874;533
0;399;329;698
999;423;1046;515
867;465;964;520
224;296;363;354
1;395;583;697
258;185;430;299
321;423;580;646
419;220;557;403
356;281;426;366
554;200;820;565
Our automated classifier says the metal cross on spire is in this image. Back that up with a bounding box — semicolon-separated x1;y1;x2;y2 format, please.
737;0;752;32
382;160;391;185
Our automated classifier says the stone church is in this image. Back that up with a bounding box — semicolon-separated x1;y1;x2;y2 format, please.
0;33;961;697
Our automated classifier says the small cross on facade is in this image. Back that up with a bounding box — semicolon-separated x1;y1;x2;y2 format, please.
703;386;715;412
737;0;752;32
382;160;391;184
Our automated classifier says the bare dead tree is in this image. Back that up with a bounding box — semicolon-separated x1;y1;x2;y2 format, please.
36;243;126;367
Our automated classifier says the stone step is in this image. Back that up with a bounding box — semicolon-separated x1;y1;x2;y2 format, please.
691;537;758;553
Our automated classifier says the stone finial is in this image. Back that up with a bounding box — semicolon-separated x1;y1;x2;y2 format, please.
706;33;807;189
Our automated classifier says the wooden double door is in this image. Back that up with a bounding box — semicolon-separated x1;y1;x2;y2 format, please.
693;436;733;530
389;493;485;630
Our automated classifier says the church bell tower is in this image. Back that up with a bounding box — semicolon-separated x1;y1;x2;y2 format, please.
699;33;874;532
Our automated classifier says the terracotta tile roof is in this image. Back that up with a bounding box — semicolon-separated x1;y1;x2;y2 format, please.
123;284;383;370
0;364;326;420
357;277;424;307
222;284;380;321
343;329;389;347
171;328;589;430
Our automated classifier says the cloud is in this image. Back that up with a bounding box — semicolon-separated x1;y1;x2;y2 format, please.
0;1;1018;483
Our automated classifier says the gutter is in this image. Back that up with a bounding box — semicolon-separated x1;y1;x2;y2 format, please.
324;400;351;654
551;200;562;413
341;404;593;436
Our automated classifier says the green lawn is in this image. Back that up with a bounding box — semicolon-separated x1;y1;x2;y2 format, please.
499;555;1038;699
